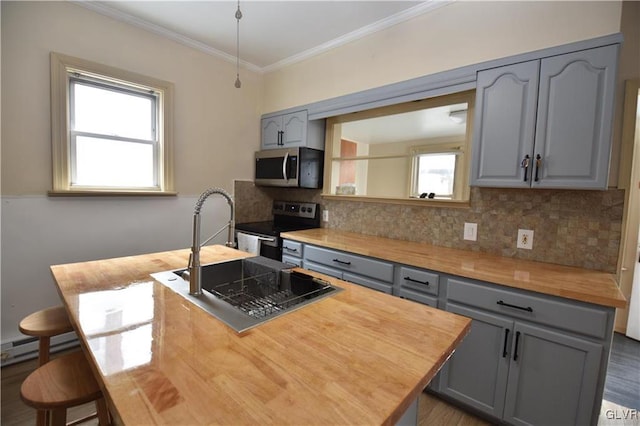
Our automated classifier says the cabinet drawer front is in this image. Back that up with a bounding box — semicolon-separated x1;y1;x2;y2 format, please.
303;261;343;279
343;272;393;294
398;288;438;308
304;245;394;282
399;267;439;296
282;255;302;267
446;278;608;339
282;240;302;258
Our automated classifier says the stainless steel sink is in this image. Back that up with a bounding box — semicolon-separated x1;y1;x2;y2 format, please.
151;256;341;332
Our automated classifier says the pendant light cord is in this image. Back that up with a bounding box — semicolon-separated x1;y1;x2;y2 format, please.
234;1;242;88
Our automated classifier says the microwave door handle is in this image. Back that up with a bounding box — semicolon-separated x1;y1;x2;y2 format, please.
282;152;289;181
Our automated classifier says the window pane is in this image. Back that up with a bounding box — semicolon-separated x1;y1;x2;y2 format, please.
417;154;456;197
74;136;155;187
73;82;154;140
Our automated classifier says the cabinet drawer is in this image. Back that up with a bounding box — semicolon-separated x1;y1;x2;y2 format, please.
304;245;394;282
343;272;393;294
282;255;302;267
398;266;439;296
304;261;343;279
446;278;608;339
398;288;438;308
282;240;302;258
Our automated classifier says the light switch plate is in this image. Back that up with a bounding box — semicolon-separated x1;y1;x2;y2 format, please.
517;229;534;250
464;223;477;241
322;209;329;222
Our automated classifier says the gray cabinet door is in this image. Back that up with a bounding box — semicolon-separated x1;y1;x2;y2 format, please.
503;322;603;426
281;111;308;147
261;116;282;148
470;61;539;187
439;303;512;418
533;45;618;189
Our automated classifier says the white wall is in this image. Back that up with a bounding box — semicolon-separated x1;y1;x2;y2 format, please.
262;1;622;112
1;2;261;343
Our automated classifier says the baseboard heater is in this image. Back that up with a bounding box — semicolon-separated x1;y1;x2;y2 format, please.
1;332;79;367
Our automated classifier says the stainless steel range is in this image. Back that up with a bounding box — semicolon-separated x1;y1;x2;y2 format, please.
234;201;320;261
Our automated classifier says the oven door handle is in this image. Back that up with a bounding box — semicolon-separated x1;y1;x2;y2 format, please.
282;152;289;181
256;236;276;243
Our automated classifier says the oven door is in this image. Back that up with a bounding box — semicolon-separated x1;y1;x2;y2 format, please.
235;231;281;261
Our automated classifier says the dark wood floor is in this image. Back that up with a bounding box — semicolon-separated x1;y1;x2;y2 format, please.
1;334;638;425
604;332;640;409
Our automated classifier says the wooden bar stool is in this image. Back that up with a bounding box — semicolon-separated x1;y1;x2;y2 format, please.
19;306;109;425
20;350;110;426
19;306;74;367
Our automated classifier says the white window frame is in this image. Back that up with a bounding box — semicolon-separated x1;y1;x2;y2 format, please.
50;52;175;195
409;141;466;200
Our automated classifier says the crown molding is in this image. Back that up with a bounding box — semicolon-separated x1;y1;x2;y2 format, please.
71;0;262;73
261;0;454;73
71;0;452;75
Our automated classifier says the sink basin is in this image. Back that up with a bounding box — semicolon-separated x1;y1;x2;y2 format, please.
151;256;341;332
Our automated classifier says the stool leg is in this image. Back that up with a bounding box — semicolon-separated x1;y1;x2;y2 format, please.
50;408;66;426
36;409;46;426
38;336;51;366
96;397;110;425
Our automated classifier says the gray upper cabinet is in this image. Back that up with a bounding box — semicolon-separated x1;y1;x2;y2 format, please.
260;110;325;150
471;44;619;189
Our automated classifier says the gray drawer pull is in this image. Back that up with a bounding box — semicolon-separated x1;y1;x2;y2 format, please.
332;258;351;265
284;247;298;252
497;300;533;312
404;276;429;286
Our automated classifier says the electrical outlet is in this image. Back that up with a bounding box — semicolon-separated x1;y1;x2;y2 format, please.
463;223;477;241
322;209;329;222
517;229;534;250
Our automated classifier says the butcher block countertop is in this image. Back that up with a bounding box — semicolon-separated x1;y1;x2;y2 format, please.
50;245;471;426
281;228;626;309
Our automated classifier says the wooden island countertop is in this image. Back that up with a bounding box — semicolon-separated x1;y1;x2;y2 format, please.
50;245;471;425
281;228;626;309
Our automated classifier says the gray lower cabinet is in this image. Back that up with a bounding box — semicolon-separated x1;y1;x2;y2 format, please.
303;244;394;293
395;266;439;308
440;277;609;426
293;239;613;426
282;239;303;267
471;44;619;189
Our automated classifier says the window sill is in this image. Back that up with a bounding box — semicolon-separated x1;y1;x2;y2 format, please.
48;190;178;197
321;194;470;208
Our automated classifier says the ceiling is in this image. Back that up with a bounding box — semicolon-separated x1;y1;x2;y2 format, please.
77;1;449;72
341;103;468;145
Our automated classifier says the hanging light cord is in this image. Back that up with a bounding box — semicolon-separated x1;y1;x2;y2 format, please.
234;0;242;88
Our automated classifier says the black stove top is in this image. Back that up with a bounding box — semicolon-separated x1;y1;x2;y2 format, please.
235;201;320;237
235;220;316;237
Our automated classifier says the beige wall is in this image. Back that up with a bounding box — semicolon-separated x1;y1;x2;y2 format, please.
1;1;262;196
262;1;622;113
0;1;262;345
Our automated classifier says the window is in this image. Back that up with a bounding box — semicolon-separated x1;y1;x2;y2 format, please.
410;142;466;200
50;53;174;194
324;91;474;203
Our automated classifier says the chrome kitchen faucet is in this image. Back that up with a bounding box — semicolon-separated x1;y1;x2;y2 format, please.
185;188;235;296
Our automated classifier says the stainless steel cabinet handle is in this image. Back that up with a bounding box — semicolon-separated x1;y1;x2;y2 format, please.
521;155;531;182
534;154;542;182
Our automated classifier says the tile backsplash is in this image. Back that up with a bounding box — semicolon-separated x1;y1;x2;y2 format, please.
234;180;623;272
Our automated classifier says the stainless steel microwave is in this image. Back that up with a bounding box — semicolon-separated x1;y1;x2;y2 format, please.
255;147;324;188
